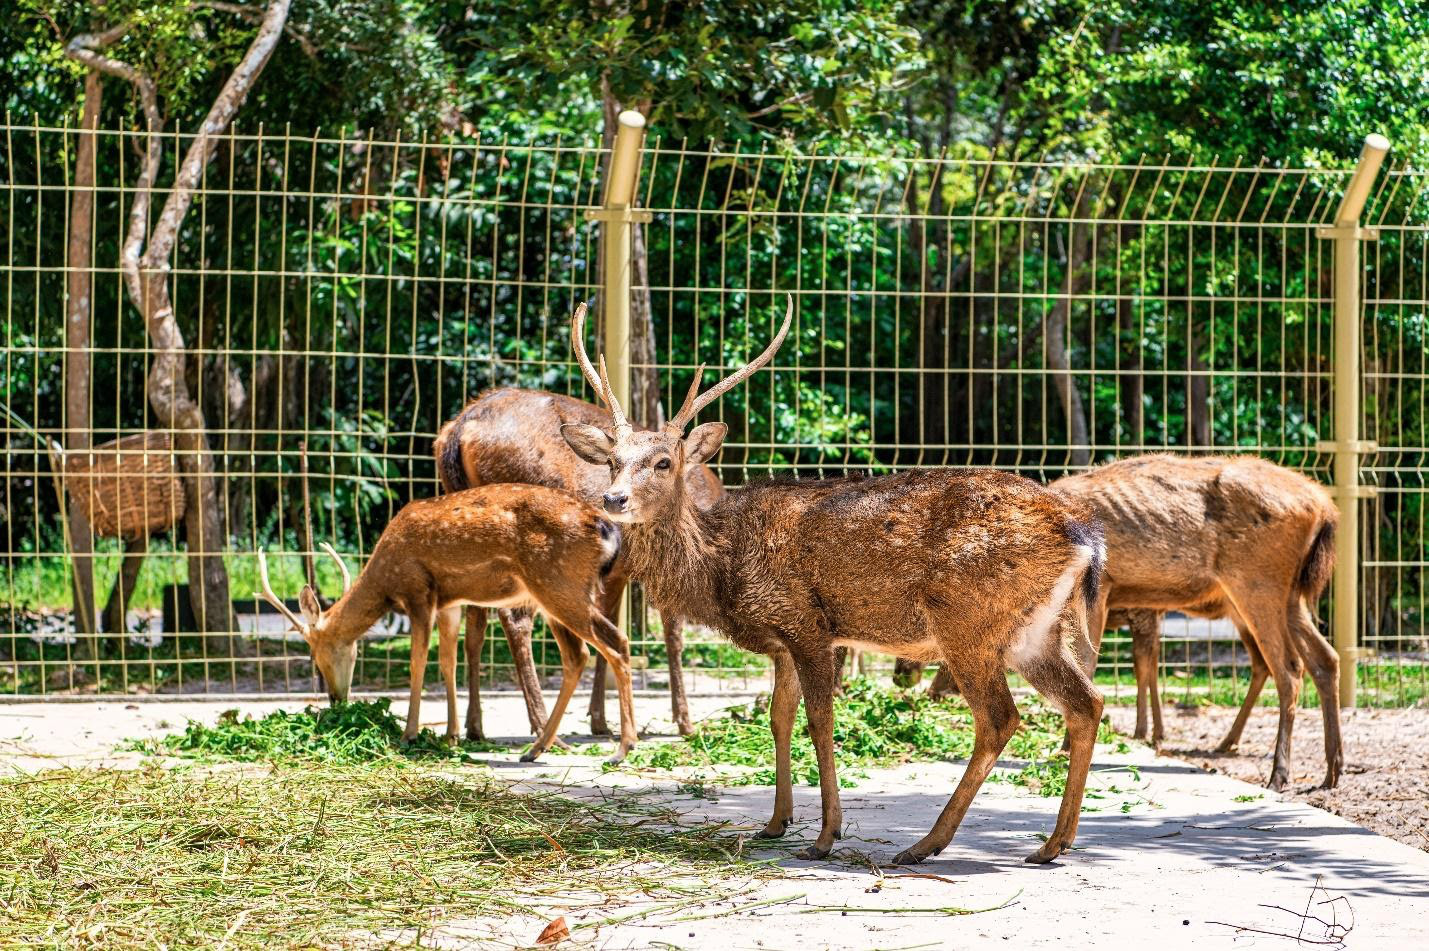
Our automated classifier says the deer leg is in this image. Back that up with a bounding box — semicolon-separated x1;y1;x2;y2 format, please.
1216;623;1268;753
588;610;639;765
437;606;462;744
497;607;549;734
464;607;486;741
1128;610;1163;745
1224;588;1303;791
660;610;692;735
756;650;801;840
1289;600;1343;789
791;650;843;860
402;603;435;743
586;579;625;736
521;625;587;763
1017;615;1104;864
927;663;960;699
892;658;1020;866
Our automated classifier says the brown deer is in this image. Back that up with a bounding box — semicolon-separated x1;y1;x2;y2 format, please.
253;483;640;764
559;297;1107;865
1052;454;1341;790
434;388;724;739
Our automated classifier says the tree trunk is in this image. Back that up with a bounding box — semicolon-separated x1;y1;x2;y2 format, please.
102;535;147;639
1188;322;1211;449
67;0;294;655
66;70;102;649
1045;193;1094;467
1119;295;1144;448
908;163;949;451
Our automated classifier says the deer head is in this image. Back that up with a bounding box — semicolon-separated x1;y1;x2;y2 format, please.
560;296;793;523
254;544;357;701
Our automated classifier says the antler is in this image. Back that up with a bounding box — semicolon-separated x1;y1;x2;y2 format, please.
255;549;308;633
318;542;351;594
570;301;632;436
666;294;795;432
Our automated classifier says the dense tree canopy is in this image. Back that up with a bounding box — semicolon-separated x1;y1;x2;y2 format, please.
2;1;1426;648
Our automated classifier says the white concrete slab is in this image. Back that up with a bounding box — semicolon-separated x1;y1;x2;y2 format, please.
3;690;1426;949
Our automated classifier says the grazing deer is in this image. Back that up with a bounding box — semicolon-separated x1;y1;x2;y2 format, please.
1052;455;1341;790
434;388;724;738
254;483;639;763
559;297;1107;864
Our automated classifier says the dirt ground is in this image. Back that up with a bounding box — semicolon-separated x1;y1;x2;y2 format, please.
1107;704;1429;854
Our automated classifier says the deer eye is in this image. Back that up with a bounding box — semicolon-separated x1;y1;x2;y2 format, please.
654;458;672;471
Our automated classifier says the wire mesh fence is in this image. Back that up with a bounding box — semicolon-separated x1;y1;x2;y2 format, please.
1;119;1424;706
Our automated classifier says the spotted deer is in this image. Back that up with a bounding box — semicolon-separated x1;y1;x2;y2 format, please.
434;389;724;739
254;483;639;763
1052;455;1342;790
559;297;1107;864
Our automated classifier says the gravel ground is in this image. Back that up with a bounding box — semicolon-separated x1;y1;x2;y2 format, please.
1107;704;1429;853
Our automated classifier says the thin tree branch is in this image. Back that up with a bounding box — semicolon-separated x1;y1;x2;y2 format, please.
192;1;317;59
63;25;161;306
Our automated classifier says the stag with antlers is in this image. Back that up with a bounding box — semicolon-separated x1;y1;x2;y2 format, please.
558;296;1107;864
254;483;639;763
433;386;723;739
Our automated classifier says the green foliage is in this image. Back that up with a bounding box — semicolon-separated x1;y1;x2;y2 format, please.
457;0;918;142
621;678;1083;787
131;698;514;763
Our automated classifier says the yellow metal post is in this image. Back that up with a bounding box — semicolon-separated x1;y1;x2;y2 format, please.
594;110;649;416
1321;133;1389;708
587;110;650;636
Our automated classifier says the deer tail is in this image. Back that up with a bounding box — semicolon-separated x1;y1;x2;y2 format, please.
436;405;480;492
1297;514;1337;602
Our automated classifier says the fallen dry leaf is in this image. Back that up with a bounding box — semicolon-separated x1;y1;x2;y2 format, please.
535;916;570;945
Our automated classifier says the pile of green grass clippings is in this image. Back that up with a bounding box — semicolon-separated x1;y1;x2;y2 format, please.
0;763;758;948
622;678;1123;789
127;698;509;765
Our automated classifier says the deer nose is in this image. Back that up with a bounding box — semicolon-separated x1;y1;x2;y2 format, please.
602;491;628;514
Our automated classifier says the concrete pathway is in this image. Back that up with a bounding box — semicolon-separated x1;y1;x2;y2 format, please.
3;690;1426;949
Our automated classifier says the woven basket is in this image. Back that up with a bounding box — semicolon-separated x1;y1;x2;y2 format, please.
61;432;185;540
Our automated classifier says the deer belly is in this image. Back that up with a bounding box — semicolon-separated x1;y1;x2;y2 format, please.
833;636;943;663
441;578;532;611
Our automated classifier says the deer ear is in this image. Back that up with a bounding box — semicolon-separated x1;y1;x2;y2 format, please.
561;423;615;465
683;422;727;464
298;585;323;626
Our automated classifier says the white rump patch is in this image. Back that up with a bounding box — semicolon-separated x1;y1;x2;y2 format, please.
1007;544;1095;672
598;525;621;565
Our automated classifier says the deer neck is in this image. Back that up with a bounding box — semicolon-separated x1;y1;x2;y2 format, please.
320;574;390;647
627;491;722;626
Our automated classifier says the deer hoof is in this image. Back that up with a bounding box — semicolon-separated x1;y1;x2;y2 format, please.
793;843;830;861
519;749;542;764
1266;770;1289;792
1214;740;1238;754
465;727;485;742
890;846;928;866
1025;841;1065;864
755;817;791;839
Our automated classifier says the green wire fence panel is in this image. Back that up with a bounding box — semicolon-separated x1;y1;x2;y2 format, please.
0;121;1424;706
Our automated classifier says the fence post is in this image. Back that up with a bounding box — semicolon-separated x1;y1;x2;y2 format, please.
1320;133;1389;709
586;110;650;640
591;110;651;415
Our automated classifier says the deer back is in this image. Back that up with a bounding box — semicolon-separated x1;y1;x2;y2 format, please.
1052;453;1336;610
636;468;1100;661
435;388;725;508
367;483;620;612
